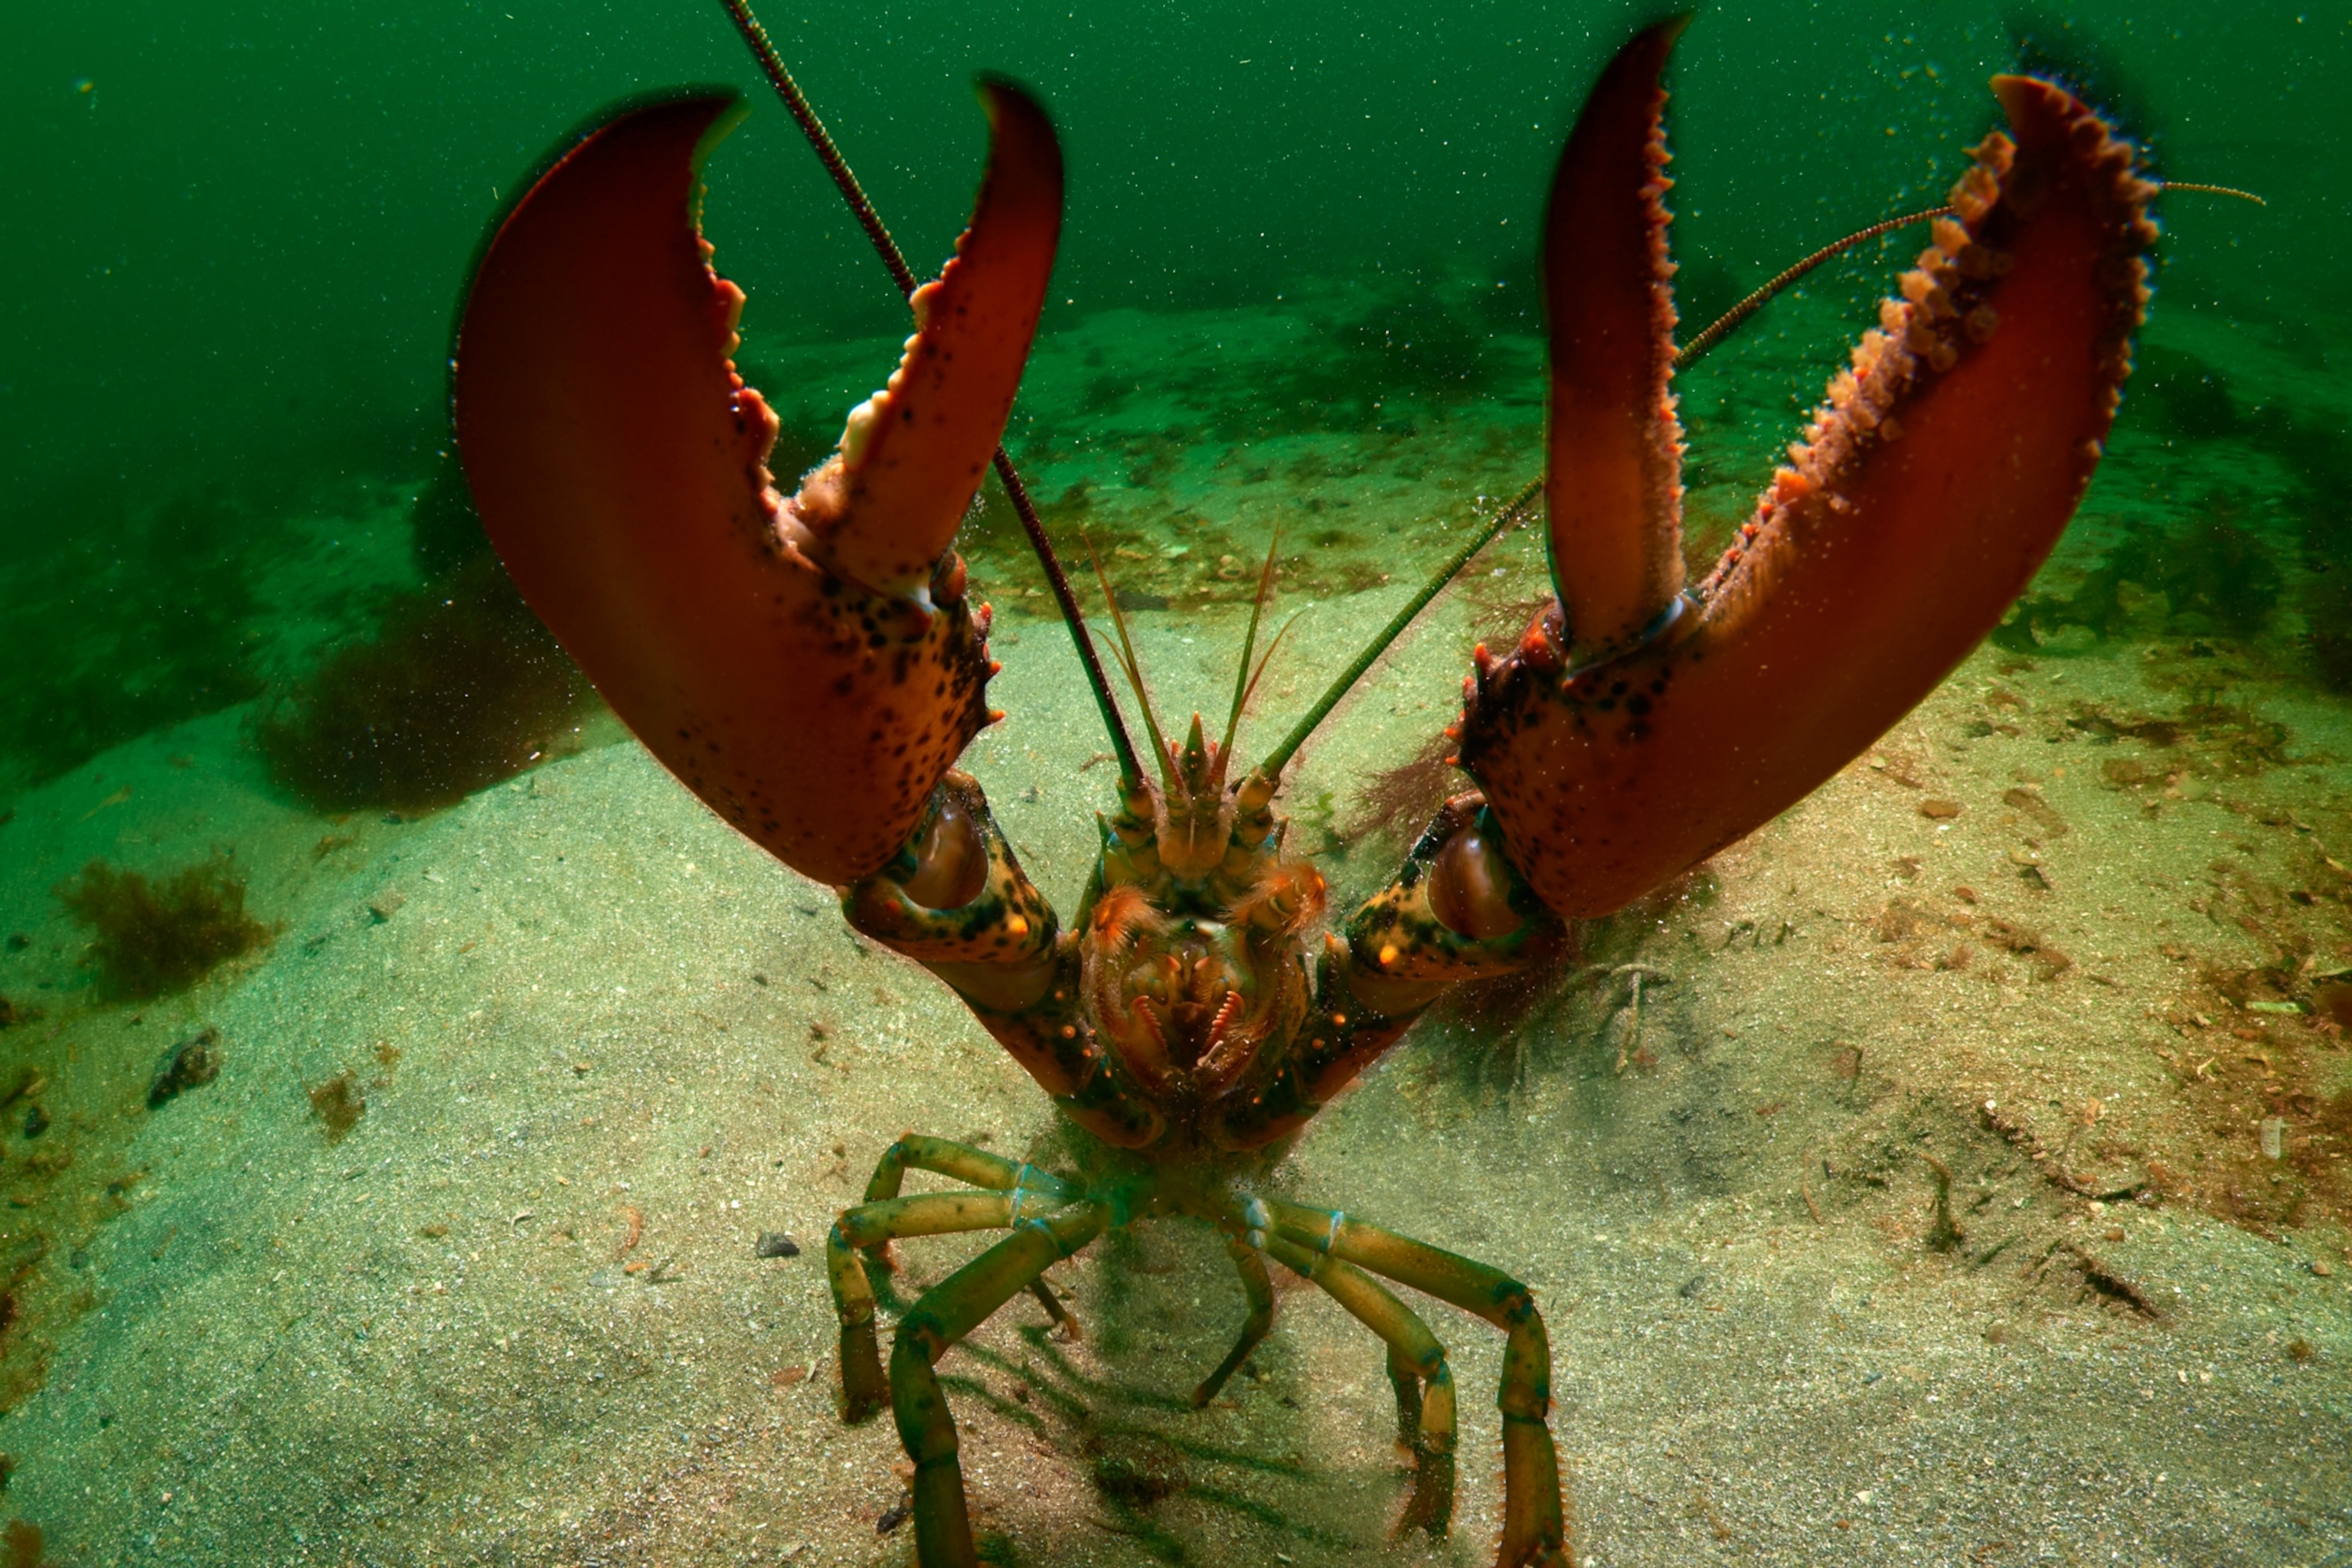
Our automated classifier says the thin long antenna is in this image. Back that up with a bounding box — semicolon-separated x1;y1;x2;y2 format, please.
717;0;1144;787
1085;538;1172;776
1219;526;1282;764
1675;206;1950;369
1259;475;1544;778
1675;178;2264;369
2158;181;2265;207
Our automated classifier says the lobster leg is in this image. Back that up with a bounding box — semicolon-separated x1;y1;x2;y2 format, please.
1269;1202;1566;1568
1189;1236;1276;1408
1260;1231;1461;1540
830;1190;1037;1423
890;1200;1110;1567
851;1133;1086;1336
857;1133;1080;1220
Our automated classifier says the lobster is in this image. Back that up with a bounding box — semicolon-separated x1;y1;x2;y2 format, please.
450;15;2154;1565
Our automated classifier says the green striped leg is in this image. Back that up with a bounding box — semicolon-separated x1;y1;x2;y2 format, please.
1259;1231;1459;1539
828;1141;1080;1423
1268;1200;1566;1568
1189;1236;1276;1408
859;1134;1083;1331
892;1200;1109;1568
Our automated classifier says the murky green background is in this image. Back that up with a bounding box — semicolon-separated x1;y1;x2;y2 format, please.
5;2;2343;524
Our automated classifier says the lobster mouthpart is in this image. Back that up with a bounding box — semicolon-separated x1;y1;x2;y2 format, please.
454;85;1063;887
1460;34;2155;919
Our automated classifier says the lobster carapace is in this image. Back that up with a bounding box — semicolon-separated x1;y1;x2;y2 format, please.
452;17;2156;1565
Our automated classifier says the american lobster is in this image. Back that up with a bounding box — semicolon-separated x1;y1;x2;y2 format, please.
451;14;2155;1565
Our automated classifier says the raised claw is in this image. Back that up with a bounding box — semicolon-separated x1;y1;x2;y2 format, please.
454;83;1063;886
1461;25;2156;918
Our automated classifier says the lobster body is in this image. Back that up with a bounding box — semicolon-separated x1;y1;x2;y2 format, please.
451;21;2154;1566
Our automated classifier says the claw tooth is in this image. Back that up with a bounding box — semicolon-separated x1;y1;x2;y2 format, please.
985;707;1007;725
1518;621;1561;672
842;394;884;466
910;278;941;327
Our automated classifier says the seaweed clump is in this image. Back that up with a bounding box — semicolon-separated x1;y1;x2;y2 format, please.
0;479;269;794
2300;570;2352;695
255;554;592;814
308;1070;364;1141
54;857;271;1000
1994;511;2282;653
257;457;594;815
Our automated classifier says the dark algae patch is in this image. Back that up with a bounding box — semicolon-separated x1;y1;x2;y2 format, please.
2;1519;43;1568
307;1070;364;1141
0;481;270;794
54;856;272;1001
256;466;593;815
254;554;592;815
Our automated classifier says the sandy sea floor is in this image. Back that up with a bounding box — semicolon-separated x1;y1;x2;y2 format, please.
0;283;2347;1566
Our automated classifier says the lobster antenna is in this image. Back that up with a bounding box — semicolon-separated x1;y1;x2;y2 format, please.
1677;178;2261;368
1675;205;1951;368
716;0;1145;789
2158;181;2265;207
1218;524;1283;766
1259;475;1544;779
1084;537;1174;781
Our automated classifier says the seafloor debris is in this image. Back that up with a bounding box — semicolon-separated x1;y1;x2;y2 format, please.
754;1231;800;1259
306;1070;364;1141
53;855;271;1000
254;554;591;815
147;1026;223;1109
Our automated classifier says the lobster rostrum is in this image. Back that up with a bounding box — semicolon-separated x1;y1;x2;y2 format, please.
452;16;2156;1566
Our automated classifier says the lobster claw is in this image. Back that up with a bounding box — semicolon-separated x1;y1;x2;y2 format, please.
453;82;1063;886
1459;21;2156;918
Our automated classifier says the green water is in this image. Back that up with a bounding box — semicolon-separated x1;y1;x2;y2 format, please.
2;4;2349;1564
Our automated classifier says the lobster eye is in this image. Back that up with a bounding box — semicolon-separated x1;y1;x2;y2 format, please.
902;791;988;910
1427;822;1524;942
